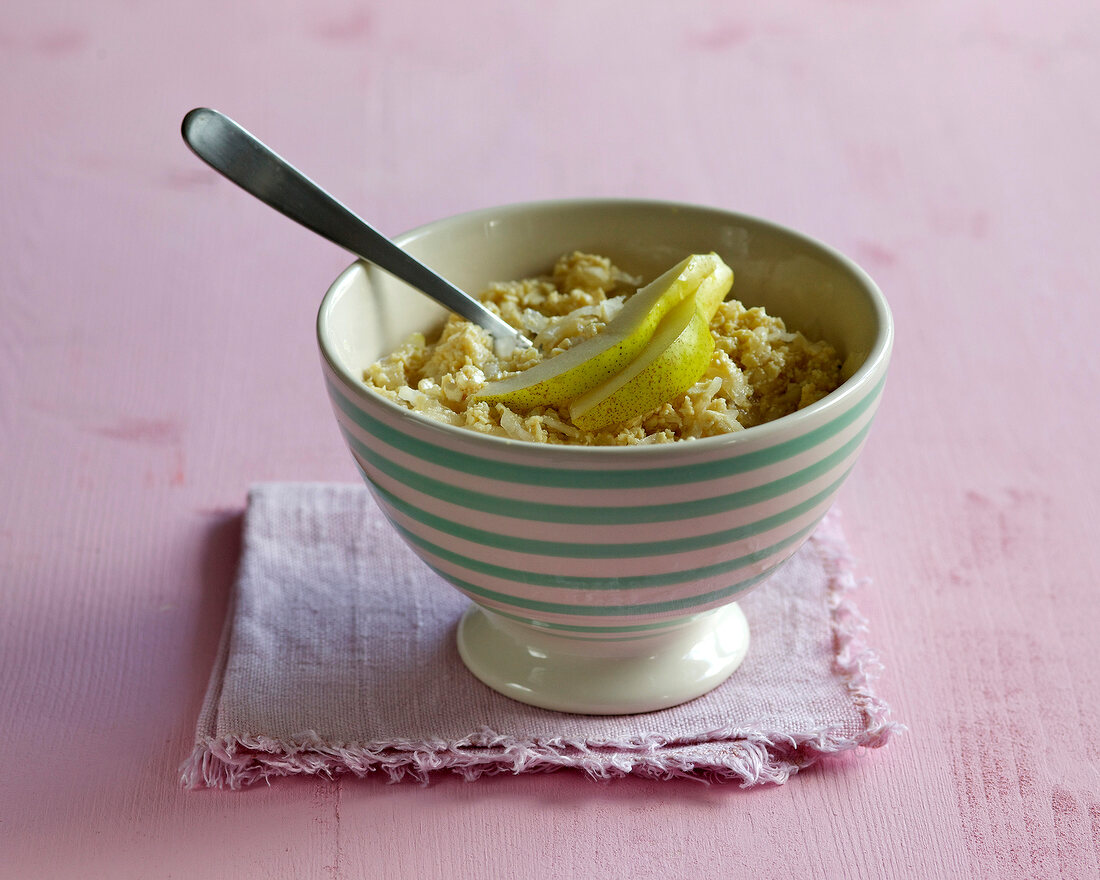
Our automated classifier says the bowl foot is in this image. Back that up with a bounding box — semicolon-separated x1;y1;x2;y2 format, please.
456;604;750;715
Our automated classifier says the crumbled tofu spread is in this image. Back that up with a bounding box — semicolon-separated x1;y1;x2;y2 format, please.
363;252;842;446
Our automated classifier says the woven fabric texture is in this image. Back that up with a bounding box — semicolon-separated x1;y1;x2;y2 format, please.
182;483;899;788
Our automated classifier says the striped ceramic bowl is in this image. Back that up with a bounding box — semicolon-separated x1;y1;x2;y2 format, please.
317;199;892;714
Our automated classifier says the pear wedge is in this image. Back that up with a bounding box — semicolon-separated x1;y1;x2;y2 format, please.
568;292;716;433
695;258;734;320
474;253;732;409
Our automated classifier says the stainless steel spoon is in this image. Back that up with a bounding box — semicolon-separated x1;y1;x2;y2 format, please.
181;107;531;355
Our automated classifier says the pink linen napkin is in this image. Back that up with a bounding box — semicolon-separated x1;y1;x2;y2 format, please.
181;483;899;788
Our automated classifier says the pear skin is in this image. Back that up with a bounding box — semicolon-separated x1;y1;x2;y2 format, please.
474;253;731;408
569;292;716;432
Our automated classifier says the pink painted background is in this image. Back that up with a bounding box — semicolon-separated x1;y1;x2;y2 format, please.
3;1;1099;877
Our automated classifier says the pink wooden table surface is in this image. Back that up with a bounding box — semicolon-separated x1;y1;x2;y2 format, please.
3;1;1099;877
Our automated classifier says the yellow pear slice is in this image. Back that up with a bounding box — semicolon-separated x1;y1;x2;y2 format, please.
568;292;716;432
474;253;732;408
695;260;734;321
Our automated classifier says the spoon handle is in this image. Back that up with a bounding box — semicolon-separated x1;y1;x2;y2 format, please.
181;108;529;352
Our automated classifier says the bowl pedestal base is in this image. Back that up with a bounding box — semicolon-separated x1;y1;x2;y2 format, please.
456;603;750;715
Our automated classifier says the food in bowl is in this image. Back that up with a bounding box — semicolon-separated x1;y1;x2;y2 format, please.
362;251;842;445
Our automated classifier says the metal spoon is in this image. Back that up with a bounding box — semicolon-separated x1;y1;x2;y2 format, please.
180;107;531;355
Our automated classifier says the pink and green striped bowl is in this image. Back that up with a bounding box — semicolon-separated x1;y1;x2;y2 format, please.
317;199;892;714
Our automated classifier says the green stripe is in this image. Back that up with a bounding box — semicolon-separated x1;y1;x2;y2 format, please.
476;608;695;641
326;372;884;489
436;565;778;617
368;465;852;558
485;606;695;635
403;519;818;591
342;419;872;524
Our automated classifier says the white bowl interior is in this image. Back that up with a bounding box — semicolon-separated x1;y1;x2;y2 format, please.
320;200;889;395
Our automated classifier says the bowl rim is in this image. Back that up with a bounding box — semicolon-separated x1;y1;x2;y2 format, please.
317;197;893;456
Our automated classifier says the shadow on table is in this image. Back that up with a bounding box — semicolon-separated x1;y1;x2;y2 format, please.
323;750;870;808
183;507;244;720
